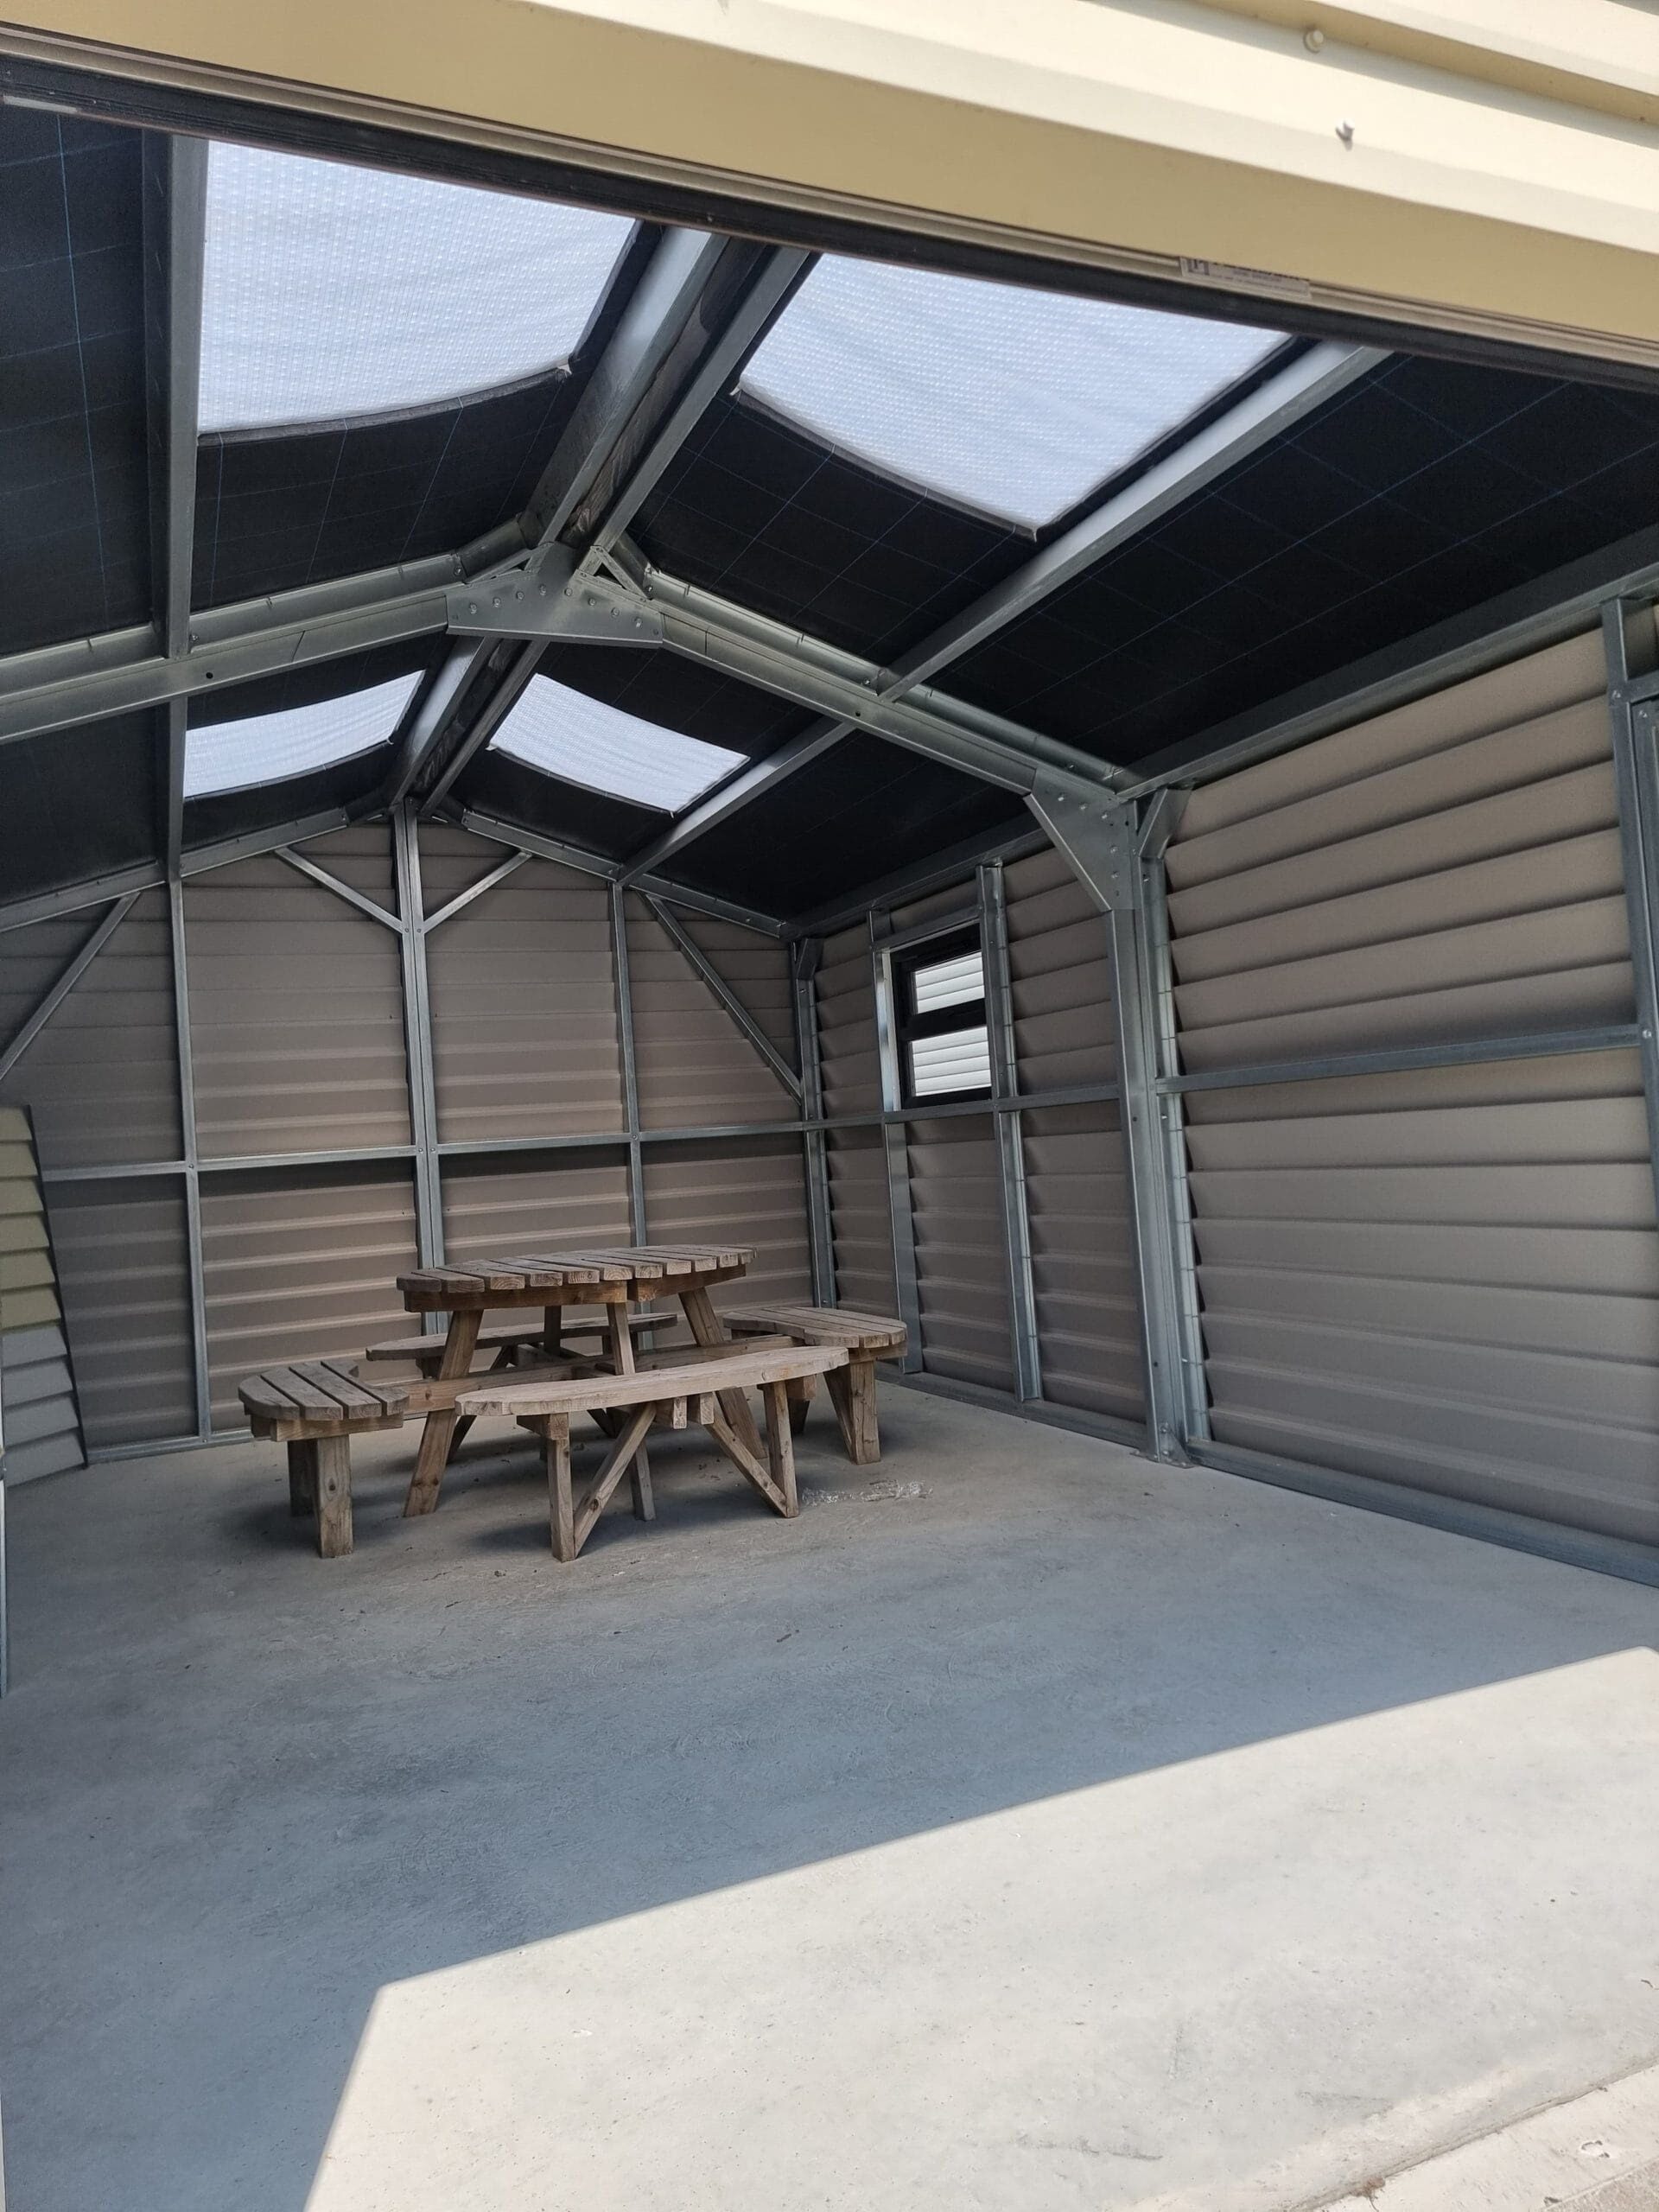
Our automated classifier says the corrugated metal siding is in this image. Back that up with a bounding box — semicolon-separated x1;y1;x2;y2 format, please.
1022;1103;1143;1425
0;1105;83;1481
626;896;794;1130
643;1135;811;1329
1187;1052;1659;1545
442;1152;632;1333
186;829;410;1158
909;1116;1014;1391
0;891;180;1170
827;1126;898;1317
48;1178;194;1446
817;925;880;1119
200;1166;419;1427
677;910;798;1067
423;825;625;1141
1166;632;1630;1071
1003;845;1116;1092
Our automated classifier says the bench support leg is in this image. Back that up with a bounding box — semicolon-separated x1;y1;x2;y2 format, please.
785;1375;814;1436
542;1415;575;1562
680;1286;765;1461
825;1357;881;1465
288;1439;316;1517
314;1436;353;1558
404;1309;481;1517
604;1305;654;1524
704;1408;792;1518
761;1380;799;1516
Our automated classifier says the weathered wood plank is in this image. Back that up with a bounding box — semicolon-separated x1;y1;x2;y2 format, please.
458;1342;846;1418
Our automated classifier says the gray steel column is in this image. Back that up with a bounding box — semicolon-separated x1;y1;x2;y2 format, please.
1605;599;1659;1224
870;915;924;1370
791;938;836;1305
978;860;1041;1401
610;883;647;1239
167;876;213;1439
1027;778;1204;1461
391;805;445;1268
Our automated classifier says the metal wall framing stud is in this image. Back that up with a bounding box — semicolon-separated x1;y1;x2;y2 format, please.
978;860;1041;1402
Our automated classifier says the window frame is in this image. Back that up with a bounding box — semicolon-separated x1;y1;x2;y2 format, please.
887;920;992;1109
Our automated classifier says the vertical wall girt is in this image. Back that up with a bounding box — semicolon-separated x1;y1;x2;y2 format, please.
979;861;1041;1401
167;877;212;1438
870;916;924;1371
792;938;836;1305
391;807;444;1268
1605;600;1659;1224
610;883;647;1239
1027;777;1202;1460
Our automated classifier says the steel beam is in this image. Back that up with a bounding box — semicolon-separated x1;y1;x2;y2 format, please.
610;883;647;1238
456;809;790;938
383;640;492;810
618;717;849;885
421;850;531;935
640;893;803;1099
791;938;836;1306
979;860;1041;1402
1162;1021;1641;1094
0;526;524;749
870;914;924;1374
1028;776;1203;1459
391;806;444;1269
1604;600;1659;1225
274;845;402;931
167;875;213;1439
0;893;138;1085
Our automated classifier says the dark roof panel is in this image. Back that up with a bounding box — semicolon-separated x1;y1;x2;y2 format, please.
452;743;664;861
630;394;1033;665
944;357;1659;766
0;109;149;654
531;641;816;754
0;711;159;899
664;732;1021;918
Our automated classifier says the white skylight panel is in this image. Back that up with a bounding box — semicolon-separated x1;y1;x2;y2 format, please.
912;948;984;1015
200;143;635;433
740;257;1285;530
909;1027;992;1099
491;676;747;813
184;672;422;798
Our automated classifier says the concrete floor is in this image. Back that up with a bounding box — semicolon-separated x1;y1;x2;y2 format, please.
2;1386;1658;2212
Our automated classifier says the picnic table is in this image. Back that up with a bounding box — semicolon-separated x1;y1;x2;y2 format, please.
395;1244;760;1517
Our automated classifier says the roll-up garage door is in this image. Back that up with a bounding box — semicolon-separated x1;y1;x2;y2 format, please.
1166;629;1659;1546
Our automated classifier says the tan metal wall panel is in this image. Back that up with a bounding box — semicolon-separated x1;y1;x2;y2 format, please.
817;925;881;1120
643;1135;811;1335
441;1152;632;1333
0;1102;84;1480
1021;1103;1143;1424
200;1166;419;1427
423;826;624;1142
826;1125;897;1318
186;830;410;1159
0;891;181;1171
908;1116;1014;1392
48;1179;194;1446
1167;644;1631;1071
1187;1051;1659;1546
626;899;794;1131
677;911;799;1067
1003;843;1116;1092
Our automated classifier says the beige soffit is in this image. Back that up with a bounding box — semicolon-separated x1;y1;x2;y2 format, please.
2;1;1659;368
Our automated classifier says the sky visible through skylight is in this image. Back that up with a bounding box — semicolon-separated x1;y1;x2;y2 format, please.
200;144;635;434
741;257;1286;530
183;672;423;798
491;677;747;813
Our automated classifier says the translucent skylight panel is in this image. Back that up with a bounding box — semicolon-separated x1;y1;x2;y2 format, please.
740;257;1285;530
910;1027;992;1098
184;672;422;798
912;948;984;1015
200;143;635;433
491;676;747;812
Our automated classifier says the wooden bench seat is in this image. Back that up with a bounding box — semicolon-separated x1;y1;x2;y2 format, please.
364;1313;661;1370
459;1343;849;1561
238;1360;410;1558
718;1304;906;1465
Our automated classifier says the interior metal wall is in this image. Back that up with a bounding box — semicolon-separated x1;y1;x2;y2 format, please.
0;1106;84;1483
0;815;812;1449
1166;630;1659;1550
906;1116;1015;1392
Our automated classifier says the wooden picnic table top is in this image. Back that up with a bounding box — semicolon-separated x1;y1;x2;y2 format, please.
397;1244;756;1312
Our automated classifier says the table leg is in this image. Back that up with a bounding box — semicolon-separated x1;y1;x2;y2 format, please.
542;1414;576;1562
403;1308;482;1516
315;1435;353;1558
288;1438;316;1517
825;1357;881;1465
605;1303;654;1522
679;1285;765;1459
785;1375;815;1436
761;1380;800;1516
